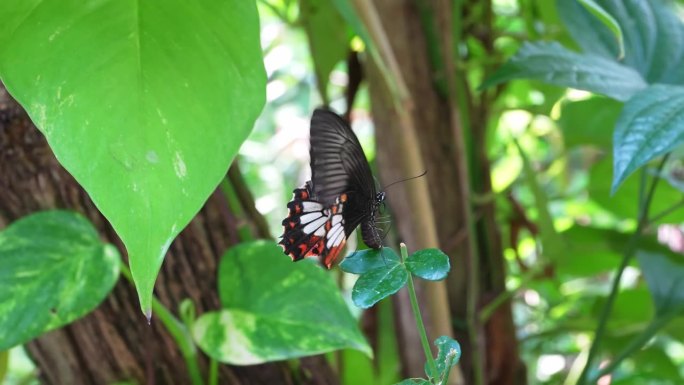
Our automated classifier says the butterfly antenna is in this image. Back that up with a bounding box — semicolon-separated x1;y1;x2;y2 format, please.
382;170;428;191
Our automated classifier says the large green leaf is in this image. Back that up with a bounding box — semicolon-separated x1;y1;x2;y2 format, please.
611;84;684;193
557;0;684;84
558;97;622;149
481;42;647;102
0;1;266;314
636;250;684;316
0;211;120;350
192;241;371;364
300;0;349;102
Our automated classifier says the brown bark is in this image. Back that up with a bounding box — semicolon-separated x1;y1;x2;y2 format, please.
363;0;524;384
0;86;337;385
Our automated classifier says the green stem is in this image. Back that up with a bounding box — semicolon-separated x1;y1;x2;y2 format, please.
400;244;439;382
592;312;679;381
577;156;669;384
648;198;684;224
119;262;205;385
208;358;218;385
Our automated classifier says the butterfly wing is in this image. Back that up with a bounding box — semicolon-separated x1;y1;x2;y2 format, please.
310;108;385;249
279;182;349;268
309;108;377;206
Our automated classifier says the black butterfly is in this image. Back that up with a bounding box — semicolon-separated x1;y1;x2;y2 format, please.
279;108;385;268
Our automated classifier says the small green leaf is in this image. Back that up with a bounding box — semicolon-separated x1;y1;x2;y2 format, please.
425;336;461;380
558;97;622;150
340;247;400;274
192;241;371;364
577;0;624;59
405;249;450;281
636;250;684;316
612;84;684;193
0;211;120;350
352;265;408;309
481;42;647;102
300;0;349;102
0;0;266;314
395;379;431;385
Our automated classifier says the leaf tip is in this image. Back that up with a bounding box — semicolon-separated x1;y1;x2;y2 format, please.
144;308;152;325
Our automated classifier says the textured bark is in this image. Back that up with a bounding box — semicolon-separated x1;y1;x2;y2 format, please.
364;0;524;384
0;86;338;385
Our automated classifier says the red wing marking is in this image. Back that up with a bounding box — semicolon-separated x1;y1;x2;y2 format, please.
279;182;348;268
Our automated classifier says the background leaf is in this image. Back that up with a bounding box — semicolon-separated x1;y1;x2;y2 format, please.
481;42;647;101
352;265;408;309
612;84;684;192
589;158;684;223
577;0;624;59
0;0;266;314
193;241;371;364
340;247;400;274
516;140;564;262
636;250;684;316
0;211;120;350
300;0;349;103
405;248;450;281
557;0;684;83
558;97;622;149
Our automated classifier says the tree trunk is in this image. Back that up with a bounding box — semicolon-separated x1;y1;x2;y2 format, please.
363;0;525;384
0;86;338;385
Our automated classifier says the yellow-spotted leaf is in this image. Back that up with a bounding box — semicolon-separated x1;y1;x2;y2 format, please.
0;211;120;350
192;241;371;364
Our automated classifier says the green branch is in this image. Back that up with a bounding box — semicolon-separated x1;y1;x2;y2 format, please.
400;244;439;382
577;155;669;384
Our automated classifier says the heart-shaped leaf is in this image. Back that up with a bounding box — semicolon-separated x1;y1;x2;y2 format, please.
481;42;646;102
405;249;450;281
0;211;120;350
340;247;400;274
0;0;266;315
352;264;408;309
612;84;684;193
192;241;371;364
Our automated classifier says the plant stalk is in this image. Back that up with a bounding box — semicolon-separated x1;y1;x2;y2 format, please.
593;312;678;381
400;243;439;382
577;156;669;384
120;262;204;385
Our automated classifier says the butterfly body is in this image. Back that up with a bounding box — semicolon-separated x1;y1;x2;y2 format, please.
279;109;384;268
